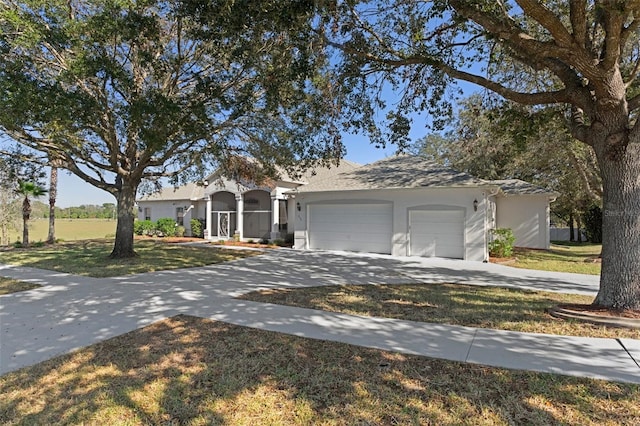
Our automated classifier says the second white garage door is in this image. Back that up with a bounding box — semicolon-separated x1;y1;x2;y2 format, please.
308;203;392;254
409;210;465;259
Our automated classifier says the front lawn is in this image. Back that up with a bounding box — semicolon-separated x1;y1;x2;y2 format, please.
1;315;637;425
0;239;258;277
506;243;601;275
239;283;640;340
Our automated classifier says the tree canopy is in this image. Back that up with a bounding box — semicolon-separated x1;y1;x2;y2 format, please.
0;0;336;257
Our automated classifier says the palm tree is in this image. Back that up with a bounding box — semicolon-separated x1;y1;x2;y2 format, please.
47;160;61;244
16;181;46;247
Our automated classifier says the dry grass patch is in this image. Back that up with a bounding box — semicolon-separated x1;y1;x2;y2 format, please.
0;277;41;295
0;315;638;425
0;239;258;277
240;283;640;340
508;243;602;275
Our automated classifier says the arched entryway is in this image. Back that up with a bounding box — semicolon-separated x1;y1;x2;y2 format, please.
211;191;237;239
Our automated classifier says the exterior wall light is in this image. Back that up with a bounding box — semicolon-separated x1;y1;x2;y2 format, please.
473;199;478;212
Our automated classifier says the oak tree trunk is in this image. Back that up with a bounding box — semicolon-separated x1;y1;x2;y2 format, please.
110;182;137;259
592;130;640;310
47;166;57;244
22;196;30;247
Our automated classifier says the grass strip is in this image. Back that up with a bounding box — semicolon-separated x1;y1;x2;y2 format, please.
240;283;640;340
509;243;601;275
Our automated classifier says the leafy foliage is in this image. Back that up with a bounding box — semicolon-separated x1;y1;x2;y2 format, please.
582;205;603;244
155;218;177;237
489;228;516;258
0;0;338;257
414;95;602;230
189;218;204;238
133;220;155;236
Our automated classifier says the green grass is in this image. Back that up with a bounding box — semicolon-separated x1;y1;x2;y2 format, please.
5;219;116;244
0;277;41;295
0;239;258;277
240;283;640;340
1;315;637;425
508;243;602;275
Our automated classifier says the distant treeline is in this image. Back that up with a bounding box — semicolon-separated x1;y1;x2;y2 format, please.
29;201;116;219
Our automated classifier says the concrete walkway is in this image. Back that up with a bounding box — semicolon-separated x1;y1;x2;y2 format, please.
1;249;638;384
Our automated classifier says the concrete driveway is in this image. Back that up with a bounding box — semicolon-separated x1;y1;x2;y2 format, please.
1;249;638;383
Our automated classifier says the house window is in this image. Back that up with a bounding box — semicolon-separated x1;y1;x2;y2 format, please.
144;207;151;221
176;207;184;226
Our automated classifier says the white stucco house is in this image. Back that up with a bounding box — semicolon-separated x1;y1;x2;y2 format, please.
136;155;556;261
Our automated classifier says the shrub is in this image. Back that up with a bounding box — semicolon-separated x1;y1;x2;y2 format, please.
190;218;204;238
582;204;603;243
274;233;294;247
489;228;516;258
134;220;155;236
13;240;22;248
32;241;45;248
176;226;186;237
284;232;294;245
155;218;177;237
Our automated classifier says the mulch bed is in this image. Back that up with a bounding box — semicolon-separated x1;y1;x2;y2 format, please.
489;256;517;264
212;241;278;248
556;303;640;320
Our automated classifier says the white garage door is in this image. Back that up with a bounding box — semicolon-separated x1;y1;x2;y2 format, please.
409;210;464;259
308;203;392;254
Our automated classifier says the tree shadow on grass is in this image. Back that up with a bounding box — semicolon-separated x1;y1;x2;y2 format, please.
1;315;638;425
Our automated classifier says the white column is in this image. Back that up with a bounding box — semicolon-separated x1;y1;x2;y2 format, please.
235;194;244;240
271;196;280;241
205;196;212;240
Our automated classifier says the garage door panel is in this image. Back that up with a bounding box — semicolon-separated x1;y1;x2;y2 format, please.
308;203;392;254
410;210;464;259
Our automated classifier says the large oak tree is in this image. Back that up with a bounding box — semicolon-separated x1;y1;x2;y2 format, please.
0;0;336;258
321;1;640;309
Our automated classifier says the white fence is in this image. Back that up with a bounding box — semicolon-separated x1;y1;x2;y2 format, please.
550;227;587;241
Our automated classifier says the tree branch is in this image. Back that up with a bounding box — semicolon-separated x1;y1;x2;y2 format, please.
449;0;600;81
567;146;602;199
570;0;588;47
628;93;640;111
600;5;626;71
515;0;574;46
324;37;573;106
569;106;591;145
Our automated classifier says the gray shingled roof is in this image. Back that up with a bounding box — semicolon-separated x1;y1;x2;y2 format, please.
490;179;557;196
296;159;362;185
293;155;493;193
138;157;555;201
138;182;205;201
